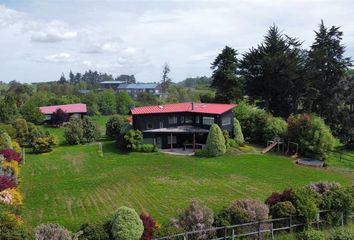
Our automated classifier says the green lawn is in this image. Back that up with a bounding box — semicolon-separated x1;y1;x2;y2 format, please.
20;140;353;231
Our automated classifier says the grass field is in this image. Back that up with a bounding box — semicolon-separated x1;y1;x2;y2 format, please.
20;136;354;231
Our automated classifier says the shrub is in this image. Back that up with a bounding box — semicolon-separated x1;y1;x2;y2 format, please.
64;118;84;145
194;148;208;157
0;188;23;206
13;118;29;146
328;228;354;240
111;206;144;240
233;118;244;145
11;140;21;153
136;144;157;153
51;108;69;125
297;228;325;240
140;211;159;240
20;101;45;124
82;117;100;143
222;130;231;148
265;189;293;206
154;224;184;238
124;129;143;151
78;223;109;240
0;124;16;138
306;181;341;194
233;101;269;143
31;135;57;153
270;201;296;218
106;115;129;139
228;139;237;148
263;117;288;142
35;223;72;240
0;130;12;150
0;208;34;240
175;200;214;240
0;149;22;163
287;114;337;160
205;124;226;157
0;161;18;183
215;199;269;226
291;188;319;223
2;160;20;178
0;175;16;191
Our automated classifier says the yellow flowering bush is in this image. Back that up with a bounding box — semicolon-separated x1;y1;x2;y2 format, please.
11;140;21;154
1;160;20;178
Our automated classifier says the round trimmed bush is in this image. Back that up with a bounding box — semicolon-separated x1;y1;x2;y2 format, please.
111;206;144;240
270;201;296;218
205;124;226;157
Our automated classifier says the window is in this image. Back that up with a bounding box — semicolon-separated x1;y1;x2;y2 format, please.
195;115;200;124
168;116;178;124
167;135;177;144
185;116;193;124
203;117;214;125
159;121;164;128
146;122;153;129
181;116;184;123
222;116;231;126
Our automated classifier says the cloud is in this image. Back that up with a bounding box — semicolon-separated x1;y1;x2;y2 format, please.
0;5;24;28
44;52;78;63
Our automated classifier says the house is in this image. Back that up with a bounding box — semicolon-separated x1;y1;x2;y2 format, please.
39;103;87;122
117;83;161;99
130;102;236;149
99;80;125;89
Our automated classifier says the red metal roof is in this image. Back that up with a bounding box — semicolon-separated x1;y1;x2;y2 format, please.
131;102;236;115
40;103;87;114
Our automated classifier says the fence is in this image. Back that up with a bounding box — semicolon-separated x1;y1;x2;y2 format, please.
329;150;354;163
154;211;354;240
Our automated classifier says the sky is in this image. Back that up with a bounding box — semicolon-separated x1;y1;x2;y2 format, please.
0;0;353;83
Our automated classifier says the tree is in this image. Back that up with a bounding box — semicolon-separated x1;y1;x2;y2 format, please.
58;73;67;83
241;25;307;117
82;117;100;143
137;92;159;106
20;101;45;124
205;124;226;156
306;20;352;134
116;92;134;115
64;118;84;145
51;108;69;125
13;118;29;146
115;74;136;83
211;46;243;103
106;115;129;139
111;207;144;240
161;62;172;93
140;211;158;240
233;118;244;145
97;90;117;115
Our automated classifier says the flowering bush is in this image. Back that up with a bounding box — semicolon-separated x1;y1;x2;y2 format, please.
0;175;16;191
265;189;293;206
1;160;19;178
0;188;22;206
0;189;12;204
140;211;159;240
0;149;22;163
306;181;341;194
35;223;72;240
11;141;21;153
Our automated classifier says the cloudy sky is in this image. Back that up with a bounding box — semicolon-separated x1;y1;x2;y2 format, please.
0;0;353;83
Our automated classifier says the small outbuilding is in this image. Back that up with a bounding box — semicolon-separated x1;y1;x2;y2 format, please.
39;103;87;123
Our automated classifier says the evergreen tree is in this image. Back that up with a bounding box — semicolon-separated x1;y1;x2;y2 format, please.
241;25;306;117
205;124;226;156
306;20;352;132
211;46;242;103
69;70;75;83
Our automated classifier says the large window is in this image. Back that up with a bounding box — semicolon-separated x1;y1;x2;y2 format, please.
203;117;214;125
222;116;231;126
168;116;178;124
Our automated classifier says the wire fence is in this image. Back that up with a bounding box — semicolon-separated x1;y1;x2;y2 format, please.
154;211;354;240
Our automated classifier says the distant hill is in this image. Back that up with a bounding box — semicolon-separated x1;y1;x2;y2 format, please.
177;76;212;89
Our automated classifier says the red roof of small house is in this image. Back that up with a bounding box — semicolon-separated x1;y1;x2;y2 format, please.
130;102;236;115
39;103;87;115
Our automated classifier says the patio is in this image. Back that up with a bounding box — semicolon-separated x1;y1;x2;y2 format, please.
160;148;195;156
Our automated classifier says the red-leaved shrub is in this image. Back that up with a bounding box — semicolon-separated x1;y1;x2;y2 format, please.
0;149;22;163
140;211;158;240
265;189;293;206
0;175;16;191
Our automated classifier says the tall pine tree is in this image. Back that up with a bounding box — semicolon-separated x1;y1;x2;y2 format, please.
306;20;352;131
241;25;306;117
211;46;242;103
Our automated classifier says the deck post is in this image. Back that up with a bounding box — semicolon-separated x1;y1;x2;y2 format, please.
170;133;173;150
193;133;196;150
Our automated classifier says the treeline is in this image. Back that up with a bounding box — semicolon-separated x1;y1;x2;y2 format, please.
210;21;354;147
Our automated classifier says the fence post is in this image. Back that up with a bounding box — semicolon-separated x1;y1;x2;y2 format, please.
258;221;261;240
183;232;188;240
289;215;292;233
341;212;344;226
316;212;320;229
271;222;274;240
223;226;227;240
232;228;235;240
